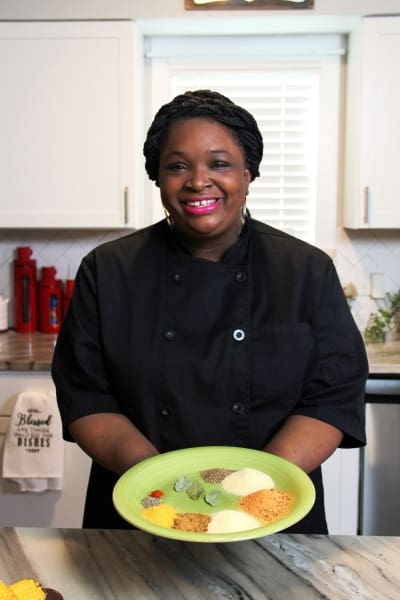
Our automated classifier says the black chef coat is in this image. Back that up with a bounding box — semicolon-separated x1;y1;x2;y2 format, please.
52;218;368;532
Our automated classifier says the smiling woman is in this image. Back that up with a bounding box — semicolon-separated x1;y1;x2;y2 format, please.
184;0;314;10
52;89;367;534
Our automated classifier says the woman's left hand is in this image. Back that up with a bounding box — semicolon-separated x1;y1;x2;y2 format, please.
263;414;344;473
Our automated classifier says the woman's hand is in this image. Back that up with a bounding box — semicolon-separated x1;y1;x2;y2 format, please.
69;413;159;475
263;414;343;473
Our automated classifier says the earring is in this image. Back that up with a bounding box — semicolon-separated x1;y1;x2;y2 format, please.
241;203;247;224
163;206;174;229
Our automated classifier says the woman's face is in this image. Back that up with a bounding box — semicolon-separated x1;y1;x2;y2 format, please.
158;117;251;250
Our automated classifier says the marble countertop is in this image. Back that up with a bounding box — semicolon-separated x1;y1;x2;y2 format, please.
365;340;400;375
0;331;57;371
0;331;399;375
0;528;399;599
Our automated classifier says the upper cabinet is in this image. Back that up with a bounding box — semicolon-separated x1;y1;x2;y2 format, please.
344;16;400;229
0;21;143;229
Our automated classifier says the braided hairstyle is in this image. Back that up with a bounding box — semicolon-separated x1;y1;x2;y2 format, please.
143;89;264;185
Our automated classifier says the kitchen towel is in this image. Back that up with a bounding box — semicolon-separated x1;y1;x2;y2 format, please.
2;389;64;492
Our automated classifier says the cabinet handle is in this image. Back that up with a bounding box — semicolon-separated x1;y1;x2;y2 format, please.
124;187;129;224
363;186;370;225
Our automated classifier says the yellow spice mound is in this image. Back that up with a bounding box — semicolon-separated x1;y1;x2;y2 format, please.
239;488;292;523
141;504;177;528
0;579;46;600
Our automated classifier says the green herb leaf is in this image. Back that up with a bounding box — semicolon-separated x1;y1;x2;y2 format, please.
174;476;192;492
186;480;204;500
204;490;222;507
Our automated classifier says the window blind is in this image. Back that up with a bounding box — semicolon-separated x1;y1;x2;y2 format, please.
171;71;319;243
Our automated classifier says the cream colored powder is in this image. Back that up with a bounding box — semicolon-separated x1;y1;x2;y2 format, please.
207;510;260;533
221;467;274;495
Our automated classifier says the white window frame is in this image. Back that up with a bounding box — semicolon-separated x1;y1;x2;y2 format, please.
144;37;343;251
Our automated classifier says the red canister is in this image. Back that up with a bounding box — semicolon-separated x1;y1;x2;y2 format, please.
14;246;38;333
38;266;62;333
63;279;75;317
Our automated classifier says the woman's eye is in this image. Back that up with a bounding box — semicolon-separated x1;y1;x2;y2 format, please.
213;160;229;169
167;162;187;171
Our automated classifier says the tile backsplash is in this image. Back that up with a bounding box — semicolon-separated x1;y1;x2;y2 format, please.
334;228;400;333
0;228;129;327
0;226;399;334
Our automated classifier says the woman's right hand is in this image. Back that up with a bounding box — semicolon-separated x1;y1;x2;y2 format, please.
69;413;159;475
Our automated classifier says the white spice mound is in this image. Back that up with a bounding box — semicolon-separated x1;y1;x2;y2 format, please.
208;510;261;533
221;467;275;495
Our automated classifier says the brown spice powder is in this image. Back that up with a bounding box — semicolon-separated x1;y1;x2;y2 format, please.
200;468;236;483
173;512;212;532
239;489;292;523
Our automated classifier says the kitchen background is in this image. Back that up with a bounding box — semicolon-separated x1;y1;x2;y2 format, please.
0;0;399;535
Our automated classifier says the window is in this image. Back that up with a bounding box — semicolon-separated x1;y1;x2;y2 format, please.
145;35;345;248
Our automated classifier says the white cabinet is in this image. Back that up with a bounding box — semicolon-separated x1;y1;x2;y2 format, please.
322;448;360;535
344;17;400;229
0;21;143;229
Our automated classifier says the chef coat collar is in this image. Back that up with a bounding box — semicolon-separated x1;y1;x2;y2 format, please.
162;216;251;266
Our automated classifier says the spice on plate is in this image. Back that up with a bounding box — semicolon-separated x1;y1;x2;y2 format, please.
174;476;192;492
186;480;204;500
141;495;161;508
149;489;164;498
200;468;236;483
204;490;222;507
207;510;260;534
221;467;274;495
141;504;177;528
173;512;211;532
239;488;292;523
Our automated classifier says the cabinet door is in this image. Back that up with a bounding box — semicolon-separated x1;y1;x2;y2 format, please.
322;448;360;535
0;21;139;228
344;17;400;228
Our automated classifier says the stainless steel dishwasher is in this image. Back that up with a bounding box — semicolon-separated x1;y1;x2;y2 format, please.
359;377;400;535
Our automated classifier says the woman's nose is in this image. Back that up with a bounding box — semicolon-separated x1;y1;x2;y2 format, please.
185;166;211;190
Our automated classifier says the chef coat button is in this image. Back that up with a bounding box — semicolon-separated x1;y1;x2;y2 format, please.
235;271;247;283
231;402;245;415
232;328;245;342
164;329;176;341
160;405;172;417
172;272;183;283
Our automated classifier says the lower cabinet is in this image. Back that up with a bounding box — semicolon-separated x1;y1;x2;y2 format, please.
322;448;360;535
0;371;91;528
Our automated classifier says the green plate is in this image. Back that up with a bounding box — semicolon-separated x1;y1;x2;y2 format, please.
113;446;315;543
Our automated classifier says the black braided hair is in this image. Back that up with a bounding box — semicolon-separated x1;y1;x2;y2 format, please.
143;89;264;185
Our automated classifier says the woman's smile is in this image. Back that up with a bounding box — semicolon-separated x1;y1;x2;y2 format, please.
182;196;222;215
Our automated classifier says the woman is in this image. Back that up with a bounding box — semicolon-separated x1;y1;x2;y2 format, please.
52;90;367;532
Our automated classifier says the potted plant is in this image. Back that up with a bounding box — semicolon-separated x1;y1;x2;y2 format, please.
364;290;400;344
